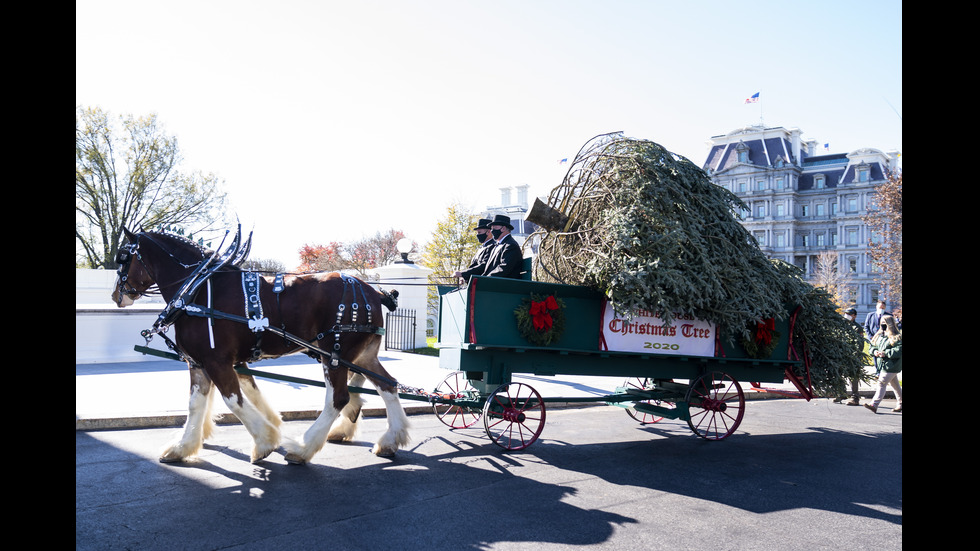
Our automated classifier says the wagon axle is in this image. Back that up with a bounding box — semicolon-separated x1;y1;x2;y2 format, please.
499;408;527;423
695;397;728;413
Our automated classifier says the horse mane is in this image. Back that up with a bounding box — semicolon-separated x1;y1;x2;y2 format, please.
143;230;212;266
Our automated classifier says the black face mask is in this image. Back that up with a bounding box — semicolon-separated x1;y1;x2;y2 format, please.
477;233;489;243
491;229;502;240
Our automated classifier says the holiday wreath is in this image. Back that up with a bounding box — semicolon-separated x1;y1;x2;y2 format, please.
514;294;566;346
741;317;780;359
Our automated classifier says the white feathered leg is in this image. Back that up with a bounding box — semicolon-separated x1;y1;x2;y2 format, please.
237;370;283;430
327;373;365;442
221;391;281;464
372;388;411;457
283;378;341;464
160;368;214;463
347;339;411;457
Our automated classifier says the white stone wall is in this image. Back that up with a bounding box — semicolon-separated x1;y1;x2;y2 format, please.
76;269;165;363
76;306;167;364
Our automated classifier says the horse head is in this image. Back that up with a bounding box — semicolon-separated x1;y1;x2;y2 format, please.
110;227;210;307
111;227;152;307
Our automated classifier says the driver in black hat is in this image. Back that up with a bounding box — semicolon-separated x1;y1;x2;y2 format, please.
454;218;494;283
480;214;523;279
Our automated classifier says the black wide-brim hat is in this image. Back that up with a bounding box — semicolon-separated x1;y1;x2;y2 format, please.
490;214;514;230
473;218;491;230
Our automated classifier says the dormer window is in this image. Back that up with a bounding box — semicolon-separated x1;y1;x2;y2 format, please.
855;162;870;183
736;142;750;164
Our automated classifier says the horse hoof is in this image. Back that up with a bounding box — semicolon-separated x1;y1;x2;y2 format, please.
159;448;189;463
372;445;396;458
159;455;185;464
284;453;307;465
251;447;275;464
326;431;353;443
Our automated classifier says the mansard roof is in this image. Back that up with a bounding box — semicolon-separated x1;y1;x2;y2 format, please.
796;153;890;190
798;154;846;190
842;159;888;183
703;135;798;173
704;126;898;191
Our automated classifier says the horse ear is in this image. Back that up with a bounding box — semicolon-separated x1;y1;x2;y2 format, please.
123;227;137;242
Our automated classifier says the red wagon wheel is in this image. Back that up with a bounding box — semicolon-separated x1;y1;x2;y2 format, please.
685;371;745;440
623;377;675;424
432;371;482;429
482;382;546;451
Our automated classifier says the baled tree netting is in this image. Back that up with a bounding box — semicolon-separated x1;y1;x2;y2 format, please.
528;132;868;396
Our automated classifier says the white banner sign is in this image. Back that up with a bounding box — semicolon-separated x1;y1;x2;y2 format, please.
600;302;716;357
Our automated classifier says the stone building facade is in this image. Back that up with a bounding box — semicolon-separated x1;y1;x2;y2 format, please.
702;125;900;317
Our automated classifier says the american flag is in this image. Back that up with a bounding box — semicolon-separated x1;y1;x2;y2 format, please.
745;92;760;104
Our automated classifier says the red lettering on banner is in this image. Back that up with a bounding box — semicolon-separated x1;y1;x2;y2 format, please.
681;324;710;339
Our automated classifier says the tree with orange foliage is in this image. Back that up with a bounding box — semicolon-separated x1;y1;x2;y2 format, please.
297;242;344;272
865;170;902;318
296;229;408;275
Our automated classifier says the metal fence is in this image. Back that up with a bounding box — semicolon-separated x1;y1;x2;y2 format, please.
384;308;417;351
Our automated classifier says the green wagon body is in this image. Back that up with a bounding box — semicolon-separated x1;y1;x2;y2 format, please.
437;276;799;392
429;275;809;448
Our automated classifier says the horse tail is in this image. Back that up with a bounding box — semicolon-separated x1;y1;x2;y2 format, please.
380;289;398;312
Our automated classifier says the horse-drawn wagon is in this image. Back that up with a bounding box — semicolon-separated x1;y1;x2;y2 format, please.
427;275;812;450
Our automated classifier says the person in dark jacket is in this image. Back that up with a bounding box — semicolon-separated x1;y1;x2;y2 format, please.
864;314;902;414
455;218;494;283
864;300;900;372
481;214;524;279
864;300;900;338
834;308;866;406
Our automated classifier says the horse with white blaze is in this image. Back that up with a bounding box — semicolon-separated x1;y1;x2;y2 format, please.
111;226;410;464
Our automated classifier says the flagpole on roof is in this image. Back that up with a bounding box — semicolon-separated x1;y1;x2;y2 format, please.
758;91;763;126
745;92;762;126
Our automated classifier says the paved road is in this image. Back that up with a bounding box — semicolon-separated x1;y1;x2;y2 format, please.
76;399;901;550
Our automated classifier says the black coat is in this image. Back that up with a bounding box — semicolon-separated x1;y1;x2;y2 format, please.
459;240;495;281
864;310;901;337
482;234;523;279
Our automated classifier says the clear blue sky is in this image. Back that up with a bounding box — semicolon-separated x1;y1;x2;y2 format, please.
76;0;902;269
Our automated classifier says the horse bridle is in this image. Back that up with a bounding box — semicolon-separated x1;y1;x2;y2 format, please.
113;233;203;304
113;242;149;303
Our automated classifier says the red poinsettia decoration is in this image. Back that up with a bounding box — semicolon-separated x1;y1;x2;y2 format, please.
755;318;775;346
515;293;566;346
529;295;560;331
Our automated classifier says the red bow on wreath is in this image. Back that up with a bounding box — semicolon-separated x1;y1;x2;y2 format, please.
755;318;775;346
529;295;560;332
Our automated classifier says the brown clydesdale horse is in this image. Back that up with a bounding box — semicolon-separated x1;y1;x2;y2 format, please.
111;228;410;464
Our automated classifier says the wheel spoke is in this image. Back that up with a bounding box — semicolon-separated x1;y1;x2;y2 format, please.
686;372;744;440
433;372;482;429
483;383;546;451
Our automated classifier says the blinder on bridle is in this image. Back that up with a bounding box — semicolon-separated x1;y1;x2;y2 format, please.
114;241;144;300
